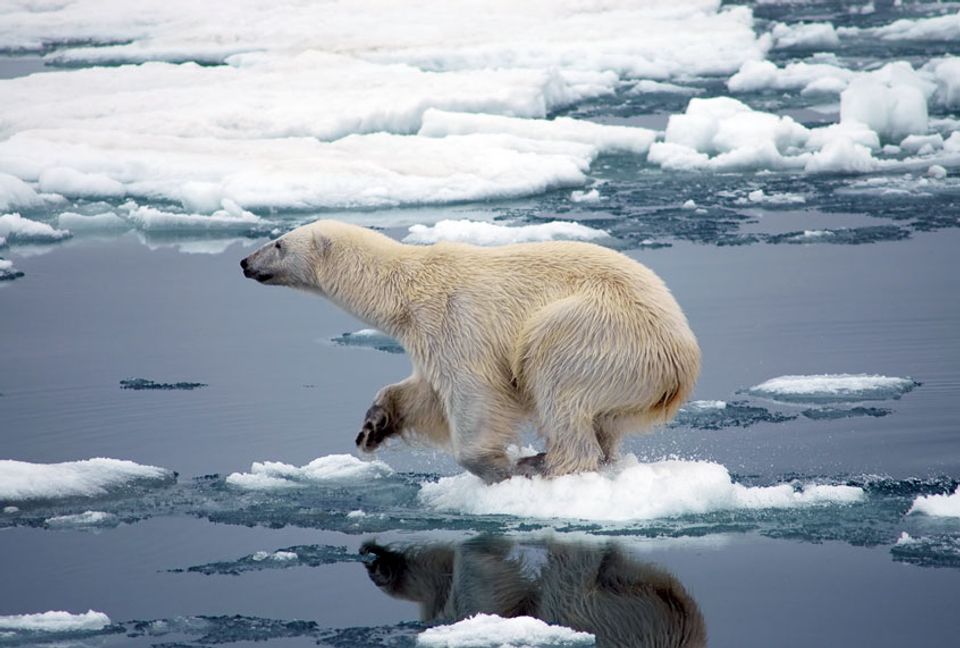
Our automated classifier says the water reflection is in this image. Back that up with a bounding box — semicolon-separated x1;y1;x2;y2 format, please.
361;536;706;647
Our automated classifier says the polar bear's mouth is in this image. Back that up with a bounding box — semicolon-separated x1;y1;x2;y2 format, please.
247;270;274;283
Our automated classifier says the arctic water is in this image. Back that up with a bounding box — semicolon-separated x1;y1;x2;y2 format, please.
2;1;960;647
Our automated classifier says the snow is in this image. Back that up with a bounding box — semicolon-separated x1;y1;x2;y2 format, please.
419;109;656;155
0;458;173;502
0;610;111;633
0;173;44;211
418;454;864;522
416;614;594;648
225;454;394;490
770;22;840;50
0;212;71;243
748;374;918;403
403;220;610;246
909;487;960;518
44;510;117;528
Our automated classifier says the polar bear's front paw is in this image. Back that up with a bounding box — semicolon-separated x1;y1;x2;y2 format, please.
356;404;397;452
514;452;547;478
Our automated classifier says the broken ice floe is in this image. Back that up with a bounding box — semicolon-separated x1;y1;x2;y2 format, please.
120;378;207;391
225;454;394;490
44;510;119;529
909;486;960;518
418;455;864;523
891;532;960;568
0;610;112;634
416;614;594;648
671;400;796;430
747;374;919;404
330;329;404;354
0;213;70;244
171;544;360;576
403;219;610;246
0;458;174;504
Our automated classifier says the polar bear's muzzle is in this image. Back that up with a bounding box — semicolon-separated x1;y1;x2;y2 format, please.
240;254;275;284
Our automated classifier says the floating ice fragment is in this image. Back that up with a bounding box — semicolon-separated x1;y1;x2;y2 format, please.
0;213;70;243
330;329;404;354
747;374;918;403
0;458;174;503
0;610;111;632
226;454;394;490
909;487;960;518
120;378;207;391
416;614;594;648
45;510;118;528
403;220;610;246
868;11;960;42
891;532;960;568
570;189;600;203
770;22;840;50
57;211;130;232
0;173;44;211
3;506;18;514
418;455;864;522
673;401;796;430
0;258;24;281
682;199;697;209
928;164;948;179
801;407;890;421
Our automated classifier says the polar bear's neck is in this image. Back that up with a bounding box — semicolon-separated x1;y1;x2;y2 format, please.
321;230;420;338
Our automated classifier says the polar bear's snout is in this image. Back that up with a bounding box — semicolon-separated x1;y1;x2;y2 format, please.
240;252;274;283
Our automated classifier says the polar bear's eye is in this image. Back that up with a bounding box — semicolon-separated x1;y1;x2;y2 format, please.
274;241;283;252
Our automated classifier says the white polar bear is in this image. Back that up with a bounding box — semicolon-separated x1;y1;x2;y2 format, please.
241;220;699;482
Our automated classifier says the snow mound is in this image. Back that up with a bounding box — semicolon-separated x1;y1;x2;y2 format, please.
909;487;960;518
417;614;594;648
403;220;609;246
0;213;71;243
0;610;111;633
0;458;174;503
225;454;394;490
747;374;918;403
418;455;864;522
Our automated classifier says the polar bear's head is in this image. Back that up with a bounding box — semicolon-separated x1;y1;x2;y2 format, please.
240;221;332;291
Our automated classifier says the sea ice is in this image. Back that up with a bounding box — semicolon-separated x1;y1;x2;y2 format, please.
44;510;118;528
0;258;24;281
329;329;404;354
226;454;394;490
0;213;70;244
0;610;111;633
418;455;864;522
867;11;960;42
403;220;610;246
909;486;960;518
0;458;173;503
416;614;594;648
769;21;840;50
747;374;918;403
0;173;44;211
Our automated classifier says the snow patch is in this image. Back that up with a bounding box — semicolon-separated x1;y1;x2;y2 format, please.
226;454;394;490
418;455;864;522
416;614;594;648
0;458;173;503
403;220;609;246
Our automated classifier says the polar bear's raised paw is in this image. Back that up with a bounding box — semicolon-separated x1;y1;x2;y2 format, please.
356;403;397;452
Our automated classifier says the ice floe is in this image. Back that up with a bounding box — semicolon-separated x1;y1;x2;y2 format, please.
0;458;174;503
44;510;118;529
329;329;404;354
418;455;864;523
909;487;960;518
769;21;840;50
416;614;594;648
0;258;24;281
403;219;610;246
0;173;44;212
892;532;960;568
0;610;111;633
864;11;960;42
173;544;360;576
0;213;70;244
747;374;918;403
119;378;207;391
226;454;394;490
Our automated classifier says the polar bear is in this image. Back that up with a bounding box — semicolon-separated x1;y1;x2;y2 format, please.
241;220;699;482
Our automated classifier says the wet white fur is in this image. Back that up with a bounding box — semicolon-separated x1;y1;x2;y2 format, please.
243;220;700;481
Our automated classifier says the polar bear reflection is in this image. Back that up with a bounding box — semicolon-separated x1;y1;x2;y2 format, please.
361;536;706;648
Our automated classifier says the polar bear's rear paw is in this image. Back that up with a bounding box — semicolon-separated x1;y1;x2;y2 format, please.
356;404;397;452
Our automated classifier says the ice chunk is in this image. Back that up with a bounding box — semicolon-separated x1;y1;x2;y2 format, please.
0;213;70;243
119;378;207;390
891;532;960;568
727;60;854;95
416;614;594;648
739;189;806;205
403;220;610;246
925;57;960;108
0;258;24;281
57;211;130;231
44;510;118;528
804;138;877;173
801;406;890;420
0;610;111;633
418;455;864;522
226;454;394;490
0;458;174;503
869;11;960;42
38;167;126;198
419;109;655;155
840;63;933;142
909;487;960;518
770;22;840;50
330;329;404;354
569;189;600;203
747;374;918;403
928;164;948;179
0;173;43;211
125;203;265;233
174;544;357;576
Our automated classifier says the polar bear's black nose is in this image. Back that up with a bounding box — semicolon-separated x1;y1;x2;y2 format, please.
240;257;249;270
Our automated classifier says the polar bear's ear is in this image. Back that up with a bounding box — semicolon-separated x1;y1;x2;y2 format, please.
313;231;332;256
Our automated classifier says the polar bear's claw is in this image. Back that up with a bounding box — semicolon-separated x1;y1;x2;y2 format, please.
356;403;396;452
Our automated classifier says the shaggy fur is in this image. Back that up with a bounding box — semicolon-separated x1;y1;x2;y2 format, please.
241;220;700;482
361;537;708;648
